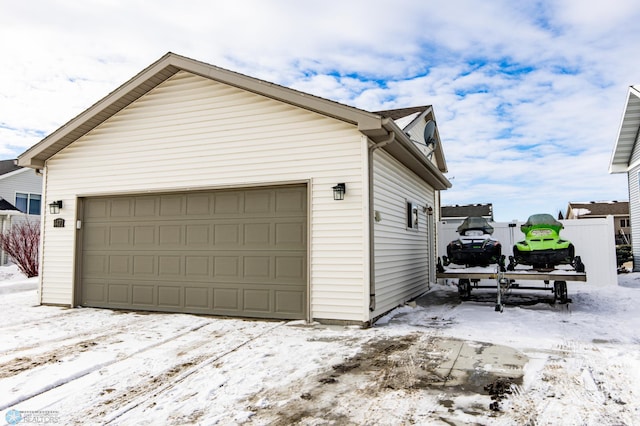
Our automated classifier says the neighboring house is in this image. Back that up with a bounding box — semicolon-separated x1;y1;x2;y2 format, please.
565;201;630;245
440;203;494;224
610;85;640;270
17;52;451;326
0;159;43;265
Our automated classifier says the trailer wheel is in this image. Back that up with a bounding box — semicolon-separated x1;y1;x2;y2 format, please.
554;281;568;304
458;279;471;300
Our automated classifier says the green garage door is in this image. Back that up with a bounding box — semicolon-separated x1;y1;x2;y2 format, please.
79;185;307;319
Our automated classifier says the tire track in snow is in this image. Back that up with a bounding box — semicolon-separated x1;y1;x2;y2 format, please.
500;337;638;425
0;313;160;360
89;321;287;424
0;318;212;412
0;307;86;330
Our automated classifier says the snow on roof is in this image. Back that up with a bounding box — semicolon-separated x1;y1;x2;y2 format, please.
571;208;592;217
393;111;421;130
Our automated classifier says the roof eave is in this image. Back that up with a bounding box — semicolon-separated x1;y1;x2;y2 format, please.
609;85;640;174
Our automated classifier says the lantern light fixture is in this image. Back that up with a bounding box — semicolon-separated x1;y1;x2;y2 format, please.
332;183;346;201
49;200;63;214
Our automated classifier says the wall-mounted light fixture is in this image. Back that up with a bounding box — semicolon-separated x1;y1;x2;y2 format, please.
49;200;63;214
332;183;346;201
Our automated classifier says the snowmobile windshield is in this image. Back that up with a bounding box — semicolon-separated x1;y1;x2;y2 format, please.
521;214;563;233
456;216;494;235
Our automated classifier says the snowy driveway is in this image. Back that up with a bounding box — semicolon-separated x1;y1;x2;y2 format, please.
1;273;640;425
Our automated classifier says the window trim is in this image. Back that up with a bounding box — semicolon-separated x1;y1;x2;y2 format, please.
15;192;42;215
406;200;419;230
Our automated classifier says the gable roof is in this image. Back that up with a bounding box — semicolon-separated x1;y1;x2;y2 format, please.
17;52;451;190
375;106;430;121
376;106;448;172
566;201;629;217
609;85;640;173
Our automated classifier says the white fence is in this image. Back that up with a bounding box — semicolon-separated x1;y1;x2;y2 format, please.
437;217;617;286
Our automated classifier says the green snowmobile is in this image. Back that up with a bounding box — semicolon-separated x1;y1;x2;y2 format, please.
509;213;584;272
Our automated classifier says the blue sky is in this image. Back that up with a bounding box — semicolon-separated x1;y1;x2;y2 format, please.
1;0;638;221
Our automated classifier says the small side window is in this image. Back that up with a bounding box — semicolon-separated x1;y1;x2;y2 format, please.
406;201;418;229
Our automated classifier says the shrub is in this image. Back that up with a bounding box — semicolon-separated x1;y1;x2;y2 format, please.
616;244;633;267
0;220;40;277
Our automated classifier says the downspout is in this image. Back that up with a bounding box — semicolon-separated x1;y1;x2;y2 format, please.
368;125;396;312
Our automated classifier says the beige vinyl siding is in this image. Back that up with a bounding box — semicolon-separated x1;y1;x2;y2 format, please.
372;150;435;318
40;71;368;321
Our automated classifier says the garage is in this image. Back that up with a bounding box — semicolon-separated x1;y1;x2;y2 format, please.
18;53;451;324
78;185;307;319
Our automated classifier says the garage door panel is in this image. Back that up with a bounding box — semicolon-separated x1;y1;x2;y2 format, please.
133;255;156;275
243;256;271;279
276;189;305;213
214;256;240;277
244;190;271;213
159;225;183;246
213;288;240;310
185;287;210;309
160;195;184;216
186;224;211;245
84;254;107;274
108;284;129;303
85;199;108;218
84;226;108;248
214;224;241;246
83;280;106;304
275;256;305;280
158;286;182;307
275;290;305;314
110;199;132;217
244;289;271;312
159;255;182;275
275;222;304;246
81;185;307;319
243;223;271;246
214;193;241;214
110;227;132;246
133;197;157;217
185;256;211;276
109;255;130;274
186;193;211;215
132;285;155;305
134;226;156;245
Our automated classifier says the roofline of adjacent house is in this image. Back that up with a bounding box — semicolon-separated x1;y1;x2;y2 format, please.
609;85;640;173
0;167;30;180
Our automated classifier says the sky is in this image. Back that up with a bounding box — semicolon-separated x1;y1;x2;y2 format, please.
1;0;638;221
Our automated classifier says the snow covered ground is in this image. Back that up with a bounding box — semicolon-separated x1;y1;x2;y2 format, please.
1;264;639;425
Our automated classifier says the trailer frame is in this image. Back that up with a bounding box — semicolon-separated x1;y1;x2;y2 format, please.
436;267;587;312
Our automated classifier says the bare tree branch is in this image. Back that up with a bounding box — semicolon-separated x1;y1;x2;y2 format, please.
0;220;40;278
